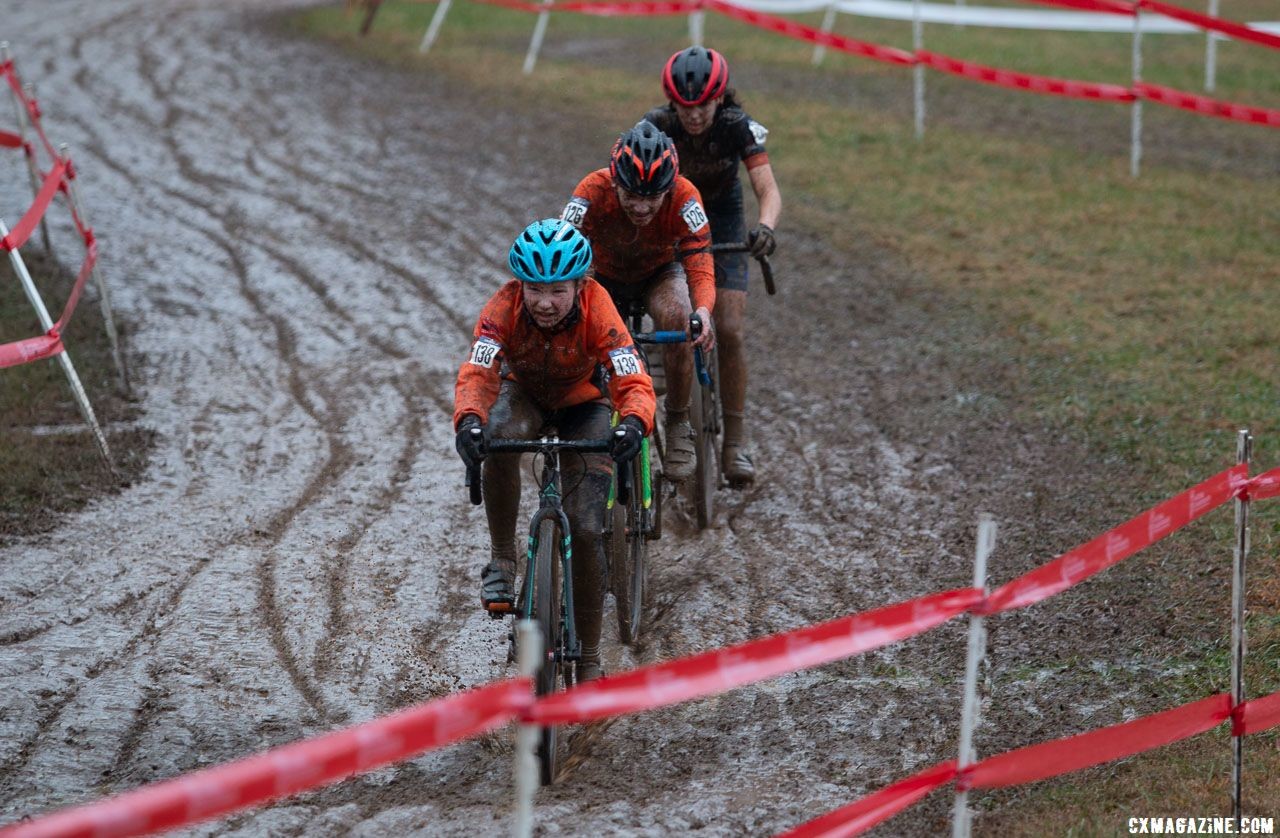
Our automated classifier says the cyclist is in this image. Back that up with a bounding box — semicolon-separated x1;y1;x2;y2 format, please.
643;46;782;487
453;219;655;681
561;119;715;485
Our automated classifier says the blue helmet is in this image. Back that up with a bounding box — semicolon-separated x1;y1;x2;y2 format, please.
508;219;592;284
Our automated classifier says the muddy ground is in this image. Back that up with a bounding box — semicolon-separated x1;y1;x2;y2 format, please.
0;2;1242;835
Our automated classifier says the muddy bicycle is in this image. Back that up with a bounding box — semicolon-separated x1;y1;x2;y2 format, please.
465;433;611;785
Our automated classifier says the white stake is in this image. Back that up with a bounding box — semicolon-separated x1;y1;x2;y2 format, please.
523;0;553;76
512;620;541;838
689;10;705;47
812;4;838;66
418;0;455;54
913;0;925;140
1230;429;1251;831
1130;8;1143;178
1;217;112;468
60;143;128;392
952;514;996;838
1204;0;1220;91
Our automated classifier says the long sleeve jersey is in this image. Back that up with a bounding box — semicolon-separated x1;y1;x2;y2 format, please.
560;169;716;314
453;278;656;434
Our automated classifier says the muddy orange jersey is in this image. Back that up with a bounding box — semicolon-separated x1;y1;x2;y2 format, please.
454;278;656;434
561;169;716;313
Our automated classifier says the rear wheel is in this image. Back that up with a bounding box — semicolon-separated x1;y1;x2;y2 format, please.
532;518;565;785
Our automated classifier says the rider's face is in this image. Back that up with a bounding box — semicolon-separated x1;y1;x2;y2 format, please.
673;98;720;136
614;184;668;228
522;280;580;329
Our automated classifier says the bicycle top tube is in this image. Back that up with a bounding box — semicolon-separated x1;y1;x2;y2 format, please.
486;437;611;455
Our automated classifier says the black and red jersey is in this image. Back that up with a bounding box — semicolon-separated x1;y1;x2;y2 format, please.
643;103;769;207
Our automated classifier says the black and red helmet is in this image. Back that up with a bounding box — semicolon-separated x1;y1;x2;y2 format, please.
609;120;679;196
662;46;730;107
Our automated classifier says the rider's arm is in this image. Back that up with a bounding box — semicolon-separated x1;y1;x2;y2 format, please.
671;180;716;316
747;162;781;231
453;284;515;428
587;283;656;436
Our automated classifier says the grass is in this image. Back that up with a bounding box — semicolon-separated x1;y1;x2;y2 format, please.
286;0;1279;828
0;247;150;542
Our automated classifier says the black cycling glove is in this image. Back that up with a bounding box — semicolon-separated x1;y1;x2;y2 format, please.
748;223;776;257
455;414;487;467
610;415;646;464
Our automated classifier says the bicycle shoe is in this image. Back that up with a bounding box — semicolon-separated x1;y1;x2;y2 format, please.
664;416;696;483
723;442;755;488
480;560;517;614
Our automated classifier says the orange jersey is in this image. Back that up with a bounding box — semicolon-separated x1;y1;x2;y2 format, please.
561;169;716;313
454;278;656;434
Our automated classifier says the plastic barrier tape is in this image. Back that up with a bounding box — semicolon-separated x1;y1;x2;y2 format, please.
705;0;918;65
778;761;958;838
980;465;1244;614
0;334;63;369
917;50;1136;101
1021;0;1134;14
525;588;983;725
0;130;25;149
1243;467;1280;501
961;693;1231;789
1138;0;1280;50
1134;82;1280;128
1234;690;1280;736
0;679;532;838
1;160;67;252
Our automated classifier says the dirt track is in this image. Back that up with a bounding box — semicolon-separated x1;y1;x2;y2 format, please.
0;2;1233;834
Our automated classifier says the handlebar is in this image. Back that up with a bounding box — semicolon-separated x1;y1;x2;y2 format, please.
710;242;776;296
464;433;614;506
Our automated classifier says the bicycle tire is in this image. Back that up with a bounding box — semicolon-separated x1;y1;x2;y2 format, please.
627;482;648;643
533;518;564;785
608;491;635;645
689;365;719;530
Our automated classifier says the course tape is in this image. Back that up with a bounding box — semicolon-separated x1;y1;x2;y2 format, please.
704;0;918;65
1021;0;1133;15
979;465;1244;614
0;129;26;149
777;761;959;838
917;50;1135;101
1243;467;1280;501
1;62;56;163
0;334;63;369
1138;0;1280;50
0;679;532;838
525;587;984;724
1135;82;1280;128
784;690;1277;836
1;160;67;253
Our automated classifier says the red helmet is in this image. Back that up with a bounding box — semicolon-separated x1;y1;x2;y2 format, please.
609;120;678;196
662;46;730;107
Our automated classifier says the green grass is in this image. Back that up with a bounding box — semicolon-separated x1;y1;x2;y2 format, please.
0;248;149;541
286;0;1280;825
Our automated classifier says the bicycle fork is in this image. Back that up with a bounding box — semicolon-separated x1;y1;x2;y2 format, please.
522;503;580;664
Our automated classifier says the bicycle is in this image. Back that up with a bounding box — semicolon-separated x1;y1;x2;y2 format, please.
465;432;611;785
711;241;776;296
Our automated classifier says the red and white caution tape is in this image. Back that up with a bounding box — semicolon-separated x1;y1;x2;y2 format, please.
917;50;1135;101
1;159;67;253
0;679;531;838
526;588;983;724
1134;83;1280;128
1138;0;1280;50
777;761;958;838
706;0;917;65
1234;690;1280;736
1241;467;1280;502
980;465;1244;614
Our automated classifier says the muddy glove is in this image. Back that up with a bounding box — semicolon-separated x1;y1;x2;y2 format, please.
748;223;776;257
455;414;487;467
610;415;646;464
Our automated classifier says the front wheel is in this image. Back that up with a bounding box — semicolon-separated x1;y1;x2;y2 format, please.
532;518;565;785
689;363;720;530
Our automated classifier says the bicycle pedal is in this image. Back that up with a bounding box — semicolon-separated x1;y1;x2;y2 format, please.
485;601;517;619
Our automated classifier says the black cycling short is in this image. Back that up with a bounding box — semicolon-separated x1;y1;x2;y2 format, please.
707;179;748;294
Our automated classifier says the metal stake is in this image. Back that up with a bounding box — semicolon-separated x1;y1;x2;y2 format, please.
812;4;838;66
689;10;705;47
952;514;996;838
912;0;925;140
1230;429;1251;831
418;0;454;54
0;46;52;254
1204;0;1219;91
60;144;128;392
512;620;541;838
523;0;553;76
1130;8;1144;178
1;217;112;468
